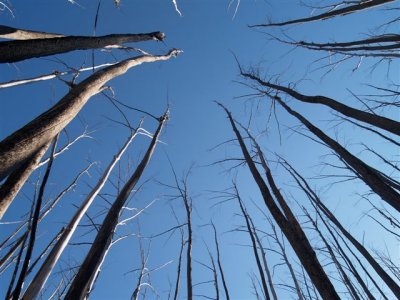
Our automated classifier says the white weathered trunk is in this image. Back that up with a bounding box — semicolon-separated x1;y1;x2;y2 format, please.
0;49;180;203
22;129;139;300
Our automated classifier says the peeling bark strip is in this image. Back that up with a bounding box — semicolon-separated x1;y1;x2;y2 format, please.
0;143;50;219
242;72;400;136
0;25;64;40
274;97;400;213
64;114;168;300
0;49;181;182
218;103;341;300
250;0;395;27
0;31;165;63
21;129;139;300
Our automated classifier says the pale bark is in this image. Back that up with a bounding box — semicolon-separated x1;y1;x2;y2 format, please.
0;63;116;89
0;49;181;182
0;142;50;219
11;137;57;300
64;113;168;300
0;31;165;63
0;25;64;40
22;128;140;300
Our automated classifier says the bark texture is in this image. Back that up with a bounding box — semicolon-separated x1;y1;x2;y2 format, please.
0;25;64;40
0;31;165;63
22;130;139;300
0;142;50;219
0;49;180;182
64;114;167;300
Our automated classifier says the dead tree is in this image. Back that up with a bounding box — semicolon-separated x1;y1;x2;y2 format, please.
11;136;58;300
269;95;400;213
0;49;181;218
211;222;230;300
64;112;168;300
250;0;395;27
281;158;400;297
0;29;164;63
0;25;64;40
234;188;271;300
241;73;400;137
21;126;141;300
219;103;340;300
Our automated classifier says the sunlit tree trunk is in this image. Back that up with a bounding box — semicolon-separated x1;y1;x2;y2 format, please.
64;113;168;300
0;25;64;40
0;49;180;217
22;128;140;300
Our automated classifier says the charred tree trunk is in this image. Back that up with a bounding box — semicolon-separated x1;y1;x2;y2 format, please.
273;96;400;212
241;72;400;136
281;159;400;297
219;103;340;300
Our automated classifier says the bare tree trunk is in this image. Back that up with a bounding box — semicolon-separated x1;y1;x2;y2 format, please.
0;25;64;40
0;31;165;63
303;208;362;300
173;227;184;300
22;128;140;300
241;72;400;136
0;49;180;185
219;103;340;300
281;159;400;297
64;113;168;300
0;233;27;270
267;219;304;300
0;142;50;219
211;222;230;300
235;191;271;300
250;0;395;27
273;96;400;212
248;217;278;300
11;137;57;300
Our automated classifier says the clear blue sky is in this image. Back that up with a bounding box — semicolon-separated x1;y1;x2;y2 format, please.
0;1;398;299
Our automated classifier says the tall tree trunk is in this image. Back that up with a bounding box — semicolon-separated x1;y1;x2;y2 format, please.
273;96;400;212
219;103;340;300
250;0;395;27
22;128;140;300
0;49;180;200
64;113;168;300
211;222;230;300
0;142;50;219
0;25;64;40
11;137;57;300
0;31;164;63
235;191;271;300
281;159;400;297
241;72;400;136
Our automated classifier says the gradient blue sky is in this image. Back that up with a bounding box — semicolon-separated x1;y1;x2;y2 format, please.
0;1;398;299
